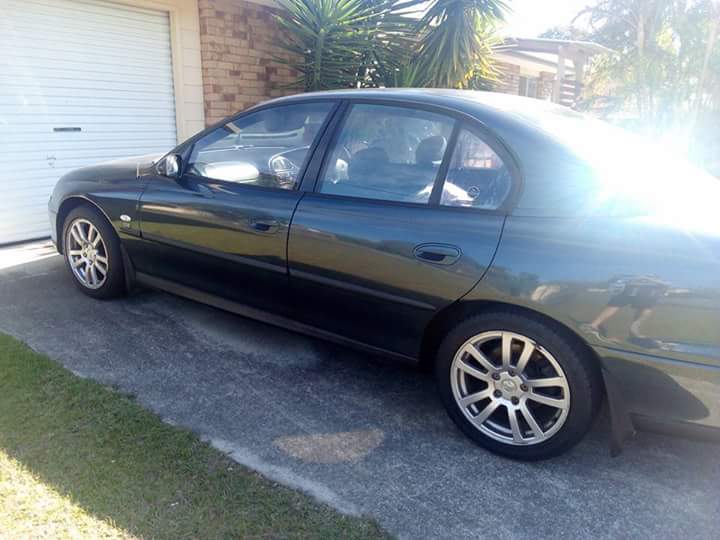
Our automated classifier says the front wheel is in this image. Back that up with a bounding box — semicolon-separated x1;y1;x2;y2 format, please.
435;311;602;460
62;204;126;299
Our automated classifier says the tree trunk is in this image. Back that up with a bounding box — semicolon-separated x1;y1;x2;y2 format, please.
694;8;719;119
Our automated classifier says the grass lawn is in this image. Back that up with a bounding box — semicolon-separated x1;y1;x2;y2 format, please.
0;333;388;539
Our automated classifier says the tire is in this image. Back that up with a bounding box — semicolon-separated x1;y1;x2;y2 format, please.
62;204;126;299
435;310;602;460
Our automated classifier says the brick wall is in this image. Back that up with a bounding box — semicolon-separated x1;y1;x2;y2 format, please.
198;0;300;126
492;62;521;95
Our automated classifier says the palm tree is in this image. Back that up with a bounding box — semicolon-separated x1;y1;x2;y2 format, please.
274;0;421;91
274;0;507;91
412;0;507;88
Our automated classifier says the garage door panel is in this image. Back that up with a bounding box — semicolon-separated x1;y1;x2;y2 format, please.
0;123;175;137
0;0;177;244
4;137;175;152
0;78;175;96
5;0;170;30
3;50;173;75
6;145;172;163
5;18;176;49
1;66;176;87
3;177;76;193
7;10;172;38
3;129;177;141
2;191;59;204
3;40;173;66
0;224;51;244
4;154;165;176
2;103;176;117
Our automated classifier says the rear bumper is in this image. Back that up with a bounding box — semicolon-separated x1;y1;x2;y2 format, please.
595;345;720;432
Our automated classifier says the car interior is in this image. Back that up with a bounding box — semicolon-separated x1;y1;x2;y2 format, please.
185;101;512;209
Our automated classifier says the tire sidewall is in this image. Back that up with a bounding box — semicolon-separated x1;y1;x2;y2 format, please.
435;311;600;460
63;205;125;299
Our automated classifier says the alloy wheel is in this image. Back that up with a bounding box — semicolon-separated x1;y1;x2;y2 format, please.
450;331;571;446
66;218;109;290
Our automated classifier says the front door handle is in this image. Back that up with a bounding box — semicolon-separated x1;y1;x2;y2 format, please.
413;243;462;265
195;184;215;198
249;218;279;233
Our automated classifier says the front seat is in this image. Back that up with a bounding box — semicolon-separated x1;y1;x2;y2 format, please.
348;147;390;182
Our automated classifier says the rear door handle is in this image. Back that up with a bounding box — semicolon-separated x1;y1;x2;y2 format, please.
413;243;462;265
249;218;279;233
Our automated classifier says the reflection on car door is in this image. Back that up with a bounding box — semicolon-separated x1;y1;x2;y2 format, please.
134;101;336;312
288;103;512;357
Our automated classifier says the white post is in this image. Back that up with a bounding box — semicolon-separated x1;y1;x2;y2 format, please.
553;46;566;104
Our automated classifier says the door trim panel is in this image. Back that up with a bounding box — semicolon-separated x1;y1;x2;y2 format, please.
141;231;287;274
291;269;436;310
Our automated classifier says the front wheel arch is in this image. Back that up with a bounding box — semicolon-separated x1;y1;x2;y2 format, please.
61;203;127;298
56;196;113;254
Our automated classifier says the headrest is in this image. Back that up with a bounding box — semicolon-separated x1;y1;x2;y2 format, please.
416;136;447;166
353;147;389;163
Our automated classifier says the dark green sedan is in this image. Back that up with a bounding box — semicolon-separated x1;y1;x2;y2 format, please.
48;89;720;460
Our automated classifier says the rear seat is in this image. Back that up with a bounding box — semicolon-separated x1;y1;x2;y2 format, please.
343;136;448;201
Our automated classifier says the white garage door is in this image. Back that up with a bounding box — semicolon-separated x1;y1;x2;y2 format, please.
0;0;177;244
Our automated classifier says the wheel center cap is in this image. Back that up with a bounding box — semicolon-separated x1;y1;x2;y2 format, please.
495;373;523;398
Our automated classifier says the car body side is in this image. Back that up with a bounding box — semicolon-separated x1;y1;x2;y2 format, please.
49;90;720;438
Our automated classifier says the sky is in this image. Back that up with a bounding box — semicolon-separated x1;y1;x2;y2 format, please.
500;0;591;38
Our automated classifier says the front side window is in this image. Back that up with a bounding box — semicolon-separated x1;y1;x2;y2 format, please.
187;102;334;189
441;128;512;210
318;104;455;204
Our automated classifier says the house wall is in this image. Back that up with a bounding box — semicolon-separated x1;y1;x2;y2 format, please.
492;62;521;95
198;0;299;126
537;71;555;100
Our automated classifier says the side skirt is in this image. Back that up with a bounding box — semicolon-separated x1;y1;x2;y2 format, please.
135;272;419;366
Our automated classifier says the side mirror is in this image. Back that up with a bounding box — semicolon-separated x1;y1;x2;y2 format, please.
159;154;182;179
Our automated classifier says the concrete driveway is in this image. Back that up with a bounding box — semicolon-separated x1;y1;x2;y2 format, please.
1;242;719;540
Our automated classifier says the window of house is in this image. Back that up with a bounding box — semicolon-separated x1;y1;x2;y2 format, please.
187;102;334;189
440;128;513;210
318;104;455;204
519;76;539;98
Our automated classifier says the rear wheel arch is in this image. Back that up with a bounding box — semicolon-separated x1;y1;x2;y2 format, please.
434;309;605;459
420;299;604;390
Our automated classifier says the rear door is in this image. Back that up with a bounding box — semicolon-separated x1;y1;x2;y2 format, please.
288;102;514;357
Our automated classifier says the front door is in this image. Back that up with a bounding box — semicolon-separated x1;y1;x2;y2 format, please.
135;101;336;312
288;103;514;357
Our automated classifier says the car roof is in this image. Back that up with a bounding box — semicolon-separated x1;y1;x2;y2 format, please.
262;88;579;137
259;89;595;216
253;89;702;219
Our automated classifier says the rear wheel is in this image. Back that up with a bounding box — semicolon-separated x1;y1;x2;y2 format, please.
62;205;126;299
435;310;602;460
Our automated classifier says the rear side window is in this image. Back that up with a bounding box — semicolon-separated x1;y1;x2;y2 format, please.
441;128;512;210
318;104;455;204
